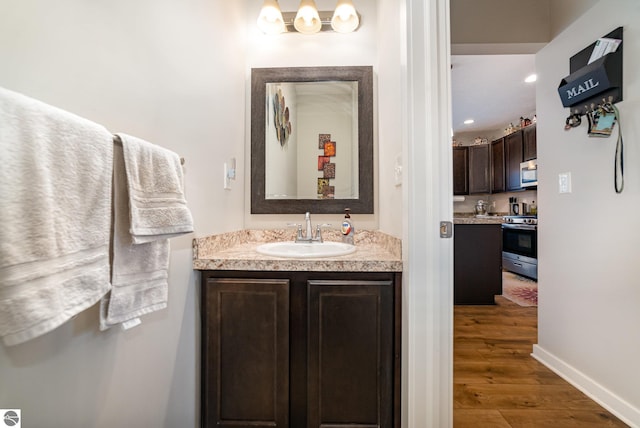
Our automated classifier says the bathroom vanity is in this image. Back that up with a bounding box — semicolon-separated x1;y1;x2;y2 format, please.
193;229;402;428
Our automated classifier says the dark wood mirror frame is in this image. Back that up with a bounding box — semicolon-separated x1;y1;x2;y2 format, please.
251;66;374;214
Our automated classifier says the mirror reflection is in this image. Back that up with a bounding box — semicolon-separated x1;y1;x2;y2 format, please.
265;81;359;200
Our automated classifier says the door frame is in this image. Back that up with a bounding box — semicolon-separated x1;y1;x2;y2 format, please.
402;0;453;427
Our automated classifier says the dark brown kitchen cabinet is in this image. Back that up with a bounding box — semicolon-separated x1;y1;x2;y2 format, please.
491;137;505;193
523;124;537;161
453;146;469;195
505;131;524;191
468;144;490;194
200;270;402;428
454;224;502;304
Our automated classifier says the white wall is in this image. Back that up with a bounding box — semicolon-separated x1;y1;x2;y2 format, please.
533;1;640;425
376;0;404;238
243;0;384;232
0;0;246;426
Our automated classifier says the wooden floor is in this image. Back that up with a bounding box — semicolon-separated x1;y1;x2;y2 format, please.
454;296;628;427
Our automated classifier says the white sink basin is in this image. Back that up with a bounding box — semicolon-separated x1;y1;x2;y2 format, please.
256;241;356;259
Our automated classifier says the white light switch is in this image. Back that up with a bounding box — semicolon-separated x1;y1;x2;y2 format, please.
394;153;402;186
223;157;236;190
558;172;572;193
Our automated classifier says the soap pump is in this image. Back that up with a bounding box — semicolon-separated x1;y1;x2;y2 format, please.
341;208;355;245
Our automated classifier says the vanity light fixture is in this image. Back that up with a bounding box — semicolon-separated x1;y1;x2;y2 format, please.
257;0;286;34
257;0;360;35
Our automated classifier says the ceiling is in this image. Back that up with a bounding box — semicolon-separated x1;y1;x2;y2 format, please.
451;54;537;135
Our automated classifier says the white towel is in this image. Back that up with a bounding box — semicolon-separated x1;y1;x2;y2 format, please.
116;133;193;244
0;87;113;346
100;134;193;330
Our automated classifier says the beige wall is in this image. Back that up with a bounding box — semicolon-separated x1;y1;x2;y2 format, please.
0;1;247;426
534;1;640;424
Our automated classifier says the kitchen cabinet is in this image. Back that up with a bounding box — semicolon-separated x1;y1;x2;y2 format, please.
468;144;490;194
454;224;502;304
523;124;537;161
505;131;524;191
453;146;469;195
491;137;505;193
200;270;401;428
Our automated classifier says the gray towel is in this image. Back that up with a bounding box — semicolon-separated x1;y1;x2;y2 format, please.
0;87;113;346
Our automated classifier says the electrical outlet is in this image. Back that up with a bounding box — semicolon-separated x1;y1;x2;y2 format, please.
558;172;572;193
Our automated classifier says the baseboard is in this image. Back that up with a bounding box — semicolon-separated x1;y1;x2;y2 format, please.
532;344;640;428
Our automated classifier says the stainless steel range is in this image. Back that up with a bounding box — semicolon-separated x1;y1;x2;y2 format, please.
502;215;537;280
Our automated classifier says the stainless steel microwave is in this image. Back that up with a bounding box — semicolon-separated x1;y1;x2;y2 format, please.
520;159;538;188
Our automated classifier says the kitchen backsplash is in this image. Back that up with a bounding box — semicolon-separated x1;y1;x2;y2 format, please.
454;190;538;216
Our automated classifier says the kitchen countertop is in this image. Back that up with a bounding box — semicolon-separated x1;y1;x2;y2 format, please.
453;213;506;225
193;229;402;272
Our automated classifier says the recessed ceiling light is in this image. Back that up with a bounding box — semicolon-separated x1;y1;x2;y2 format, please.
464;119;474;125
525;74;537;83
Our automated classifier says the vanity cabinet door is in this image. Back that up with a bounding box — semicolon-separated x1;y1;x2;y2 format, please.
307;280;394;428
202;277;290;428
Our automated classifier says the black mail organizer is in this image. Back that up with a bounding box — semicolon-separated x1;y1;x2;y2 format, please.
558;27;623;115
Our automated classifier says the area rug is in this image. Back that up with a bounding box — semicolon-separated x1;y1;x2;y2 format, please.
502;271;537;307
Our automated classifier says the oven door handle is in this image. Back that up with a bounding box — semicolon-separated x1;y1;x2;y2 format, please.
502;223;537;231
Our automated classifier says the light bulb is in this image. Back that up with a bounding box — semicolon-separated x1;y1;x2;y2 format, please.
294;0;321;34
257;0;285;34
331;0;359;33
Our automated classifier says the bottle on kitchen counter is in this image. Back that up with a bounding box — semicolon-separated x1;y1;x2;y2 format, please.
530;201;537;215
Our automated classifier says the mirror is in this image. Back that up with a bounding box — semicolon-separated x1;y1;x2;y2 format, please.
251;66;373;214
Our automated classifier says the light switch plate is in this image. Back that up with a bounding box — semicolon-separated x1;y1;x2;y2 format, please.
394;153;402;186
559;172;572;193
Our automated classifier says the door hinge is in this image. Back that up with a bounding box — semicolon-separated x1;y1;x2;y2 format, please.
440;221;453;238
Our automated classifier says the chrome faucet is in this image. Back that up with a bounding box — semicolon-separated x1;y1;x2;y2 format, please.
294;212;328;243
304;212;313;241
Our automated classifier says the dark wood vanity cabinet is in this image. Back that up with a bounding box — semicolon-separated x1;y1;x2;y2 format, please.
201;277;290;427
200;270;402;428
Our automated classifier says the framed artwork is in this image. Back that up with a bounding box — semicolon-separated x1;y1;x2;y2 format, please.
273;89;291;148
322;185;335;199
323;162;336;179
317;178;329;195
317;156;330;171
319;133;331;149
324;141;336;156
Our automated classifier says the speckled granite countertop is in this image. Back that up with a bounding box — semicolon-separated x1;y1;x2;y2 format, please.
193;229;402;272
453;213;506;225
